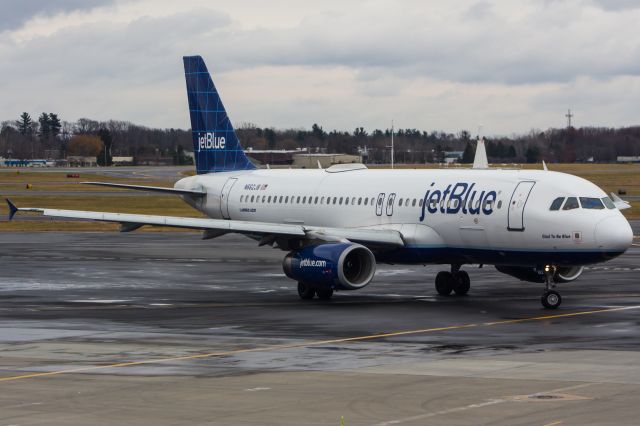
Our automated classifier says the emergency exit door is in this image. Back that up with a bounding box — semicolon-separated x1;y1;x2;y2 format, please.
507;181;535;231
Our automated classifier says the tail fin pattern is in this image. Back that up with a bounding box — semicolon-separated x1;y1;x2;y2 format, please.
183;56;255;174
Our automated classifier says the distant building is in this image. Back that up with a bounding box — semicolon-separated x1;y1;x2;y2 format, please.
244;148;307;166
617;156;640;163
112;156;134;166
443;151;464;164
292;153;362;169
67;156;97;167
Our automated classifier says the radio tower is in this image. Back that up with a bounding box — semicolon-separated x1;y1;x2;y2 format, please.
565;109;573;128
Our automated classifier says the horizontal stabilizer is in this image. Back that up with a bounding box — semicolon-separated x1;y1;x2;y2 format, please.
83;182;205;196
5;198;18;221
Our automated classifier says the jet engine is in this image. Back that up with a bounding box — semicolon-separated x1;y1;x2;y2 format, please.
495;265;584;283
282;243;376;290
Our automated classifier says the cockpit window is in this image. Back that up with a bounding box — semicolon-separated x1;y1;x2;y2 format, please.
549;197;564;211
579;197;604;210
602;197;616;209
562;197;579;210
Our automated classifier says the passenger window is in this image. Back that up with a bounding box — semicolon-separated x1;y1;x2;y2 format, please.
285;196;289;203
250;195;255;202
296;196;300;203
602;197;615;209
399;198;403;206
563;197;579;210
339;197;343;205
333;197;337;204
412;199;416;207
419;199;423;207
314;196;319;204
240;195;244;202
549;197;564;211
358;197;362;205
364;198;368;206
267;196;271;203
580;197;604;210
497;200;502;209
345;197;349;205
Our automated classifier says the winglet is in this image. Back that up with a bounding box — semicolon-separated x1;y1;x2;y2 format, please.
6;198;18;221
610;192;631;210
472;137;489;169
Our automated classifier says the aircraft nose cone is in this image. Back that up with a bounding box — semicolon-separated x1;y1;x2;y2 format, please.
595;216;633;251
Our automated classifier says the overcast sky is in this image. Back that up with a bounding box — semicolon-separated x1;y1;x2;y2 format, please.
1;0;639;135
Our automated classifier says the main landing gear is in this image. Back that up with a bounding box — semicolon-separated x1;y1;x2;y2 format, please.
297;282;334;300
541;265;562;309
435;265;470;296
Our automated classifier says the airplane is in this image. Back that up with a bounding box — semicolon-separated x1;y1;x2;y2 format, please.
6;55;634;309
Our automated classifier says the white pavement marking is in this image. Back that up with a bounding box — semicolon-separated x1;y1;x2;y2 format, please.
374;383;596;425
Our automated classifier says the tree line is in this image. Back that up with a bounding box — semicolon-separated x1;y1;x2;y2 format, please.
1;112;639;165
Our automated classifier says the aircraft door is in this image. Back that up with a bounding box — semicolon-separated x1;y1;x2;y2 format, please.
220;177;238;219
375;193;386;216
386;193;396;216
507;181;535;231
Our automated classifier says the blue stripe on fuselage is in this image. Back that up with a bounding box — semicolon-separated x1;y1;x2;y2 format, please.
375;246;624;266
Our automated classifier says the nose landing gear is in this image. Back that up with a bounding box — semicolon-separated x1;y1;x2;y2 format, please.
435;265;470;296
541;265;562;309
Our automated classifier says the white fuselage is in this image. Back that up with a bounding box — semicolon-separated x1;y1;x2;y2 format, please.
175;166;633;267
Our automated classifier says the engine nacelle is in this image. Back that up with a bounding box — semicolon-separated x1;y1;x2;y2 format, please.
282;243;376;290
495;265;584;283
554;266;584;283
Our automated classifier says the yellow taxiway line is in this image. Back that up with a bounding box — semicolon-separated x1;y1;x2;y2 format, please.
1;305;639;383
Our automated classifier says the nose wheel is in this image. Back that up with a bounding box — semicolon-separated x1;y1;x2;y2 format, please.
541;290;562;309
541;265;562;309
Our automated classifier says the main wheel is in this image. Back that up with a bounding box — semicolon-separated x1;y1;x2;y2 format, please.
297;282;316;300
316;288;334;300
541;290;562;309
453;271;470;296
435;271;454;296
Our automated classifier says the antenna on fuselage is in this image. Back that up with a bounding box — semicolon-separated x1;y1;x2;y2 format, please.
472;136;489;169
317;160;323;169
542;160;548;171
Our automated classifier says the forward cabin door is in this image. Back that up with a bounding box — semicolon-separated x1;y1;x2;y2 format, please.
507;181;535;231
220;177;238;219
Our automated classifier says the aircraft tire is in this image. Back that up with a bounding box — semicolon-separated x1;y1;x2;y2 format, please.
435;271;454;296
541;290;562;309
316;288;334;300
453;271;470;296
297;282;316;300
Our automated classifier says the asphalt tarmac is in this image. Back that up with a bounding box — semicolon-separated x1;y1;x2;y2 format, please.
1;231;639;425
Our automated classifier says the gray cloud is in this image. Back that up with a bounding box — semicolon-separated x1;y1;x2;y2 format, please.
0;0;638;133
0;0;115;32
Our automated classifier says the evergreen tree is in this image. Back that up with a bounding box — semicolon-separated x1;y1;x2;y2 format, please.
525;145;541;163
507;145;516;158
48;113;62;138
461;142;475;163
17;112;33;135
38;112;50;141
97;128;113;166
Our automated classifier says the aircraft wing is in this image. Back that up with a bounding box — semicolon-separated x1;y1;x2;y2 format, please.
6;200;404;248
83;182;205;197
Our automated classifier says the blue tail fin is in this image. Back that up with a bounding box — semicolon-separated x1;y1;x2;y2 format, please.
183;56;256;174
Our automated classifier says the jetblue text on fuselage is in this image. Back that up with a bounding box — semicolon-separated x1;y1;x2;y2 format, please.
419;182;498;221
198;132;226;150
